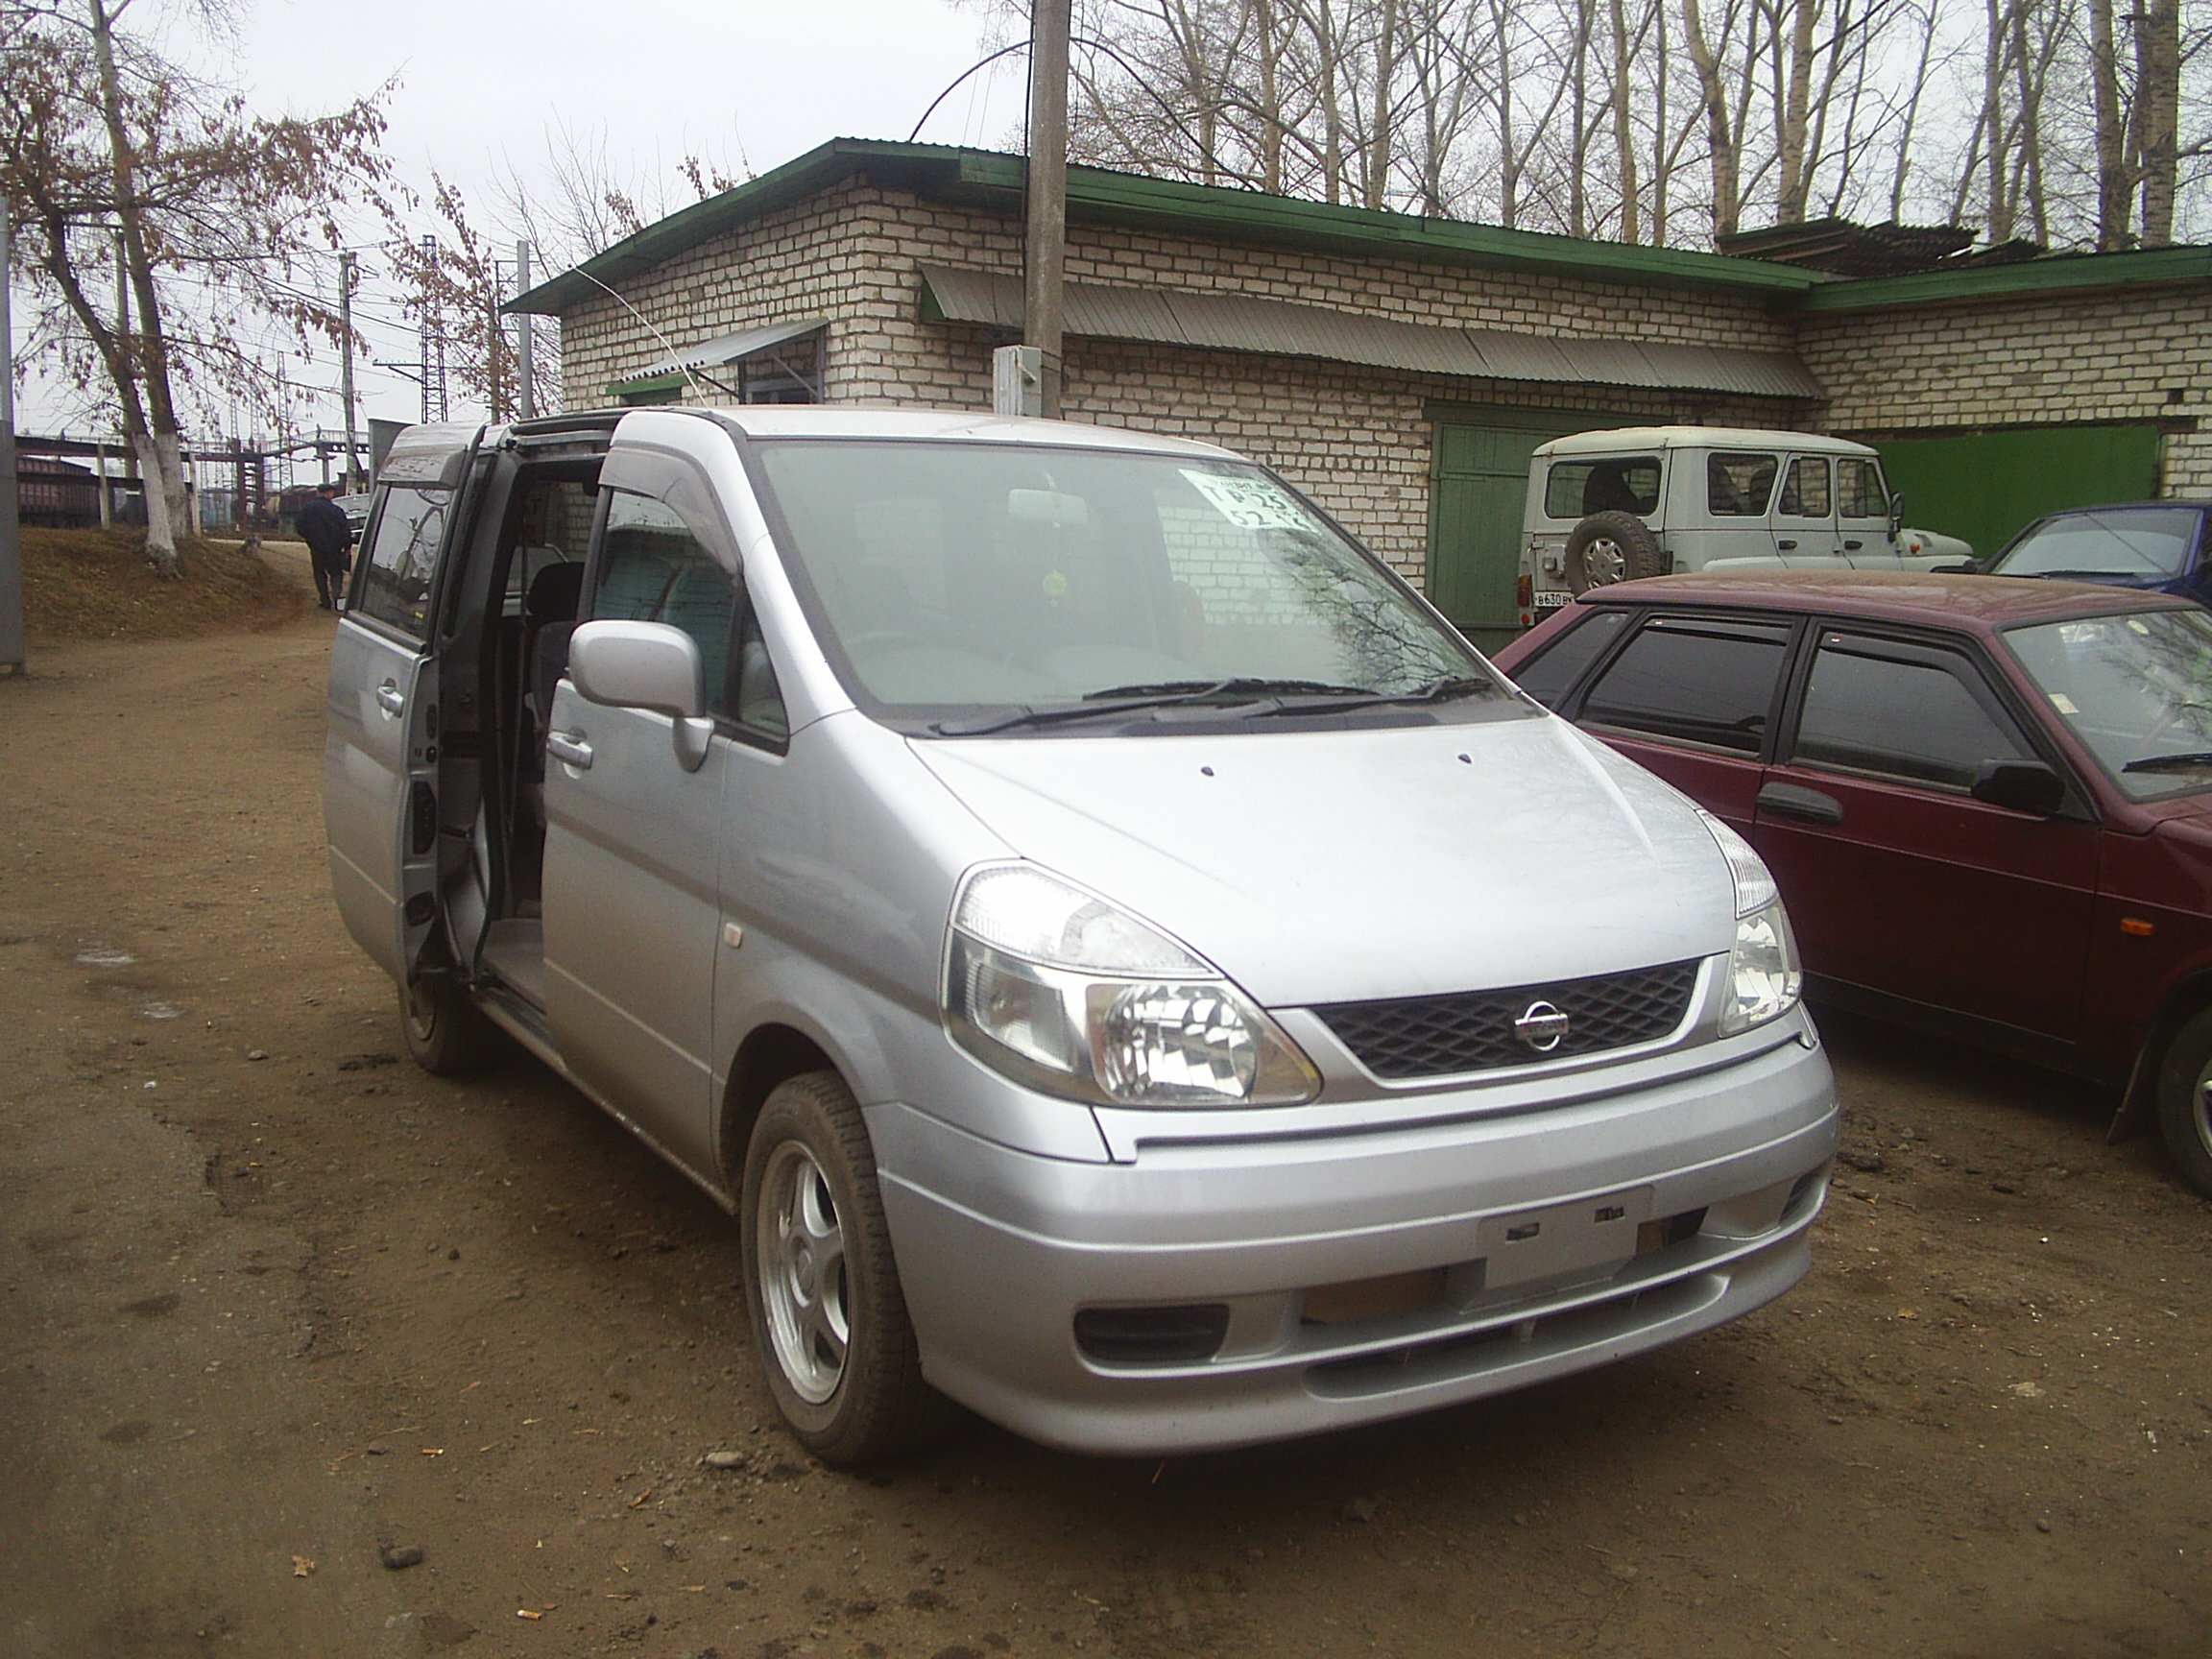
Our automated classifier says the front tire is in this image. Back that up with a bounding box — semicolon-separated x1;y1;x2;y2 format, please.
1565;510;1665;592
2154;1009;2212;1196
740;1070;954;1463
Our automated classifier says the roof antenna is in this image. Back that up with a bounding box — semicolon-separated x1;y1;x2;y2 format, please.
569;265;741;400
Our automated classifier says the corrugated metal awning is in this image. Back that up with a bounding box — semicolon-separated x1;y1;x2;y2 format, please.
918;267;1822;399
640;316;829;376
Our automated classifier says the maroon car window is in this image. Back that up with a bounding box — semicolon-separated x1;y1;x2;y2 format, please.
1578;615;1791;752
1506;608;1628;707
1792;636;2031;788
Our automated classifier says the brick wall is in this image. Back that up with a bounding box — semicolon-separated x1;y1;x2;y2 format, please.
1798;289;2212;493
555;174;1807;583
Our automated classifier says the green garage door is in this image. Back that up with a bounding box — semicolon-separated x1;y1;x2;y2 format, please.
1428;410;1606;654
1865;424;2163;564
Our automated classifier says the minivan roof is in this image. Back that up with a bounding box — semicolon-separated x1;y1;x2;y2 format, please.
695;405;1240;457
1530;425;1878;459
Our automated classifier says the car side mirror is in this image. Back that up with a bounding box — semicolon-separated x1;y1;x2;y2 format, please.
1887;491;1906;538
568;619;714;772
1969;758;2066;816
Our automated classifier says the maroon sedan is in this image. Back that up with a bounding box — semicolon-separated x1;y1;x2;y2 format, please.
1492;569;2212;1195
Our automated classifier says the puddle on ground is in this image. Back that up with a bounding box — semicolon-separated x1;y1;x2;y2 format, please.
76;948;136;968
138;1001;185;1021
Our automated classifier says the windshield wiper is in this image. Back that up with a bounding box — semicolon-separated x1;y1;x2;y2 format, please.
2122;751;2212;774
931;675;1488;736
1241;673;1498;717
929;696;1203;736
1080;676;1379;702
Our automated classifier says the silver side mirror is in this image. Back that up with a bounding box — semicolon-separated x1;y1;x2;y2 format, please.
568;620;714;772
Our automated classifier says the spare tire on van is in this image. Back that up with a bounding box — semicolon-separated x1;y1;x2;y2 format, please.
1565;510;1665;591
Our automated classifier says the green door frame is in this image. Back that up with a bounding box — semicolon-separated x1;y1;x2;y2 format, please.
1836;421;2170;563
1424;401;1638;654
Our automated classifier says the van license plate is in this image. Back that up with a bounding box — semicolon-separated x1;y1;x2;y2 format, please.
1532;589;1571;611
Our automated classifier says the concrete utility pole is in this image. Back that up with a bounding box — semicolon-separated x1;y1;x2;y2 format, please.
1;210;25;677
1022;0;1071;418
339;251;361;490
516;241;537;421
487;258;507;421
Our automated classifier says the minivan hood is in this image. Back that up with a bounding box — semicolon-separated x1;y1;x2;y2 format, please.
911;715;1738;1008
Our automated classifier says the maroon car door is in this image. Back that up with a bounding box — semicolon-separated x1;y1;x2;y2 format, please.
1571;611;1796;835
1754;628;2100;1042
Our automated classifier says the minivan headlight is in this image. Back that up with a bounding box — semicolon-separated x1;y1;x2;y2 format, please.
946;865;1320;1107
1696;811;1803;1036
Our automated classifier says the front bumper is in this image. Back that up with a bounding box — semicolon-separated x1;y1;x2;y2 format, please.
870;1017;1836;1455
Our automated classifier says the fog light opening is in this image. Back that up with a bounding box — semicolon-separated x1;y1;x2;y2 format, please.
1072;1304;1231;1365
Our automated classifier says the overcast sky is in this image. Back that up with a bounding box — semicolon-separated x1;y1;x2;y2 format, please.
18;0;1030;456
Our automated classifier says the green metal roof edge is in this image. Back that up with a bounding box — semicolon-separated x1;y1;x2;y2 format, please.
513;137;1826;316
1790;244;2212;311
605;370;690;397
510;139;976;315
936;151;1821;296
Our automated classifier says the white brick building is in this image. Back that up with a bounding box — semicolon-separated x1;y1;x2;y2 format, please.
514;139;2212;647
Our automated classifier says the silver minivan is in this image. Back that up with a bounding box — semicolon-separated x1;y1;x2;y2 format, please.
325;407;1837;1462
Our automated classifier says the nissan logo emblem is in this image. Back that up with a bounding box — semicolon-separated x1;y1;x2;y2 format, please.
1514;999;1572;1052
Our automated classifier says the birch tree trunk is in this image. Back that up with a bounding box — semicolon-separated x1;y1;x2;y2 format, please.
1680;0;1743;236
1774;0;1820;223
88;0;182;572
1607;0;1640;241
2088;0;2133;248
2134;0;2180;244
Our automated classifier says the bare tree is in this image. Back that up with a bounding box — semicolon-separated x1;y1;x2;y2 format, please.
953;0;2209;254
0;0;391;571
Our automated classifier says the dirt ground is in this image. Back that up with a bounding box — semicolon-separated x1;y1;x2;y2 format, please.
3;542;2208;1659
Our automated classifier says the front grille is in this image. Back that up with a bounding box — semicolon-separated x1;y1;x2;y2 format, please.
1316;959;1700;1080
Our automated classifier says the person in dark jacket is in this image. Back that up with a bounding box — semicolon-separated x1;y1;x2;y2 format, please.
297;481;355;611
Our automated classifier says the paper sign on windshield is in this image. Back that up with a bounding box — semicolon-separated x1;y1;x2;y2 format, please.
1182;469;1317;533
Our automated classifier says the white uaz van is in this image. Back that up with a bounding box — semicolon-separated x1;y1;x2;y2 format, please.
1519;426;1970;626
326;407;1837;1462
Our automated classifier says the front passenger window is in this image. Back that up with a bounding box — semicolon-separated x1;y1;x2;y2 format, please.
592;490;785;738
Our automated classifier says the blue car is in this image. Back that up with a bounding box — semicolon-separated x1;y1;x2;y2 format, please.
1982;502;2212;602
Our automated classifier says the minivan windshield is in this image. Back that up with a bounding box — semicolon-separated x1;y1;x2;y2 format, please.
2004;606;2212;799
754;440;1503;730
1995;506;2203;579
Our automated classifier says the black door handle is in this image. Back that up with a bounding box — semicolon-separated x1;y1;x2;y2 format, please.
1843;539;1863;551
1776;539;1797;550
1758;781;1843;825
